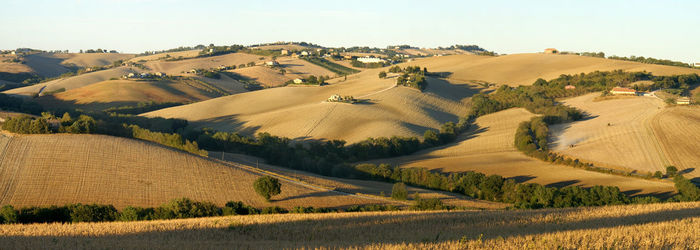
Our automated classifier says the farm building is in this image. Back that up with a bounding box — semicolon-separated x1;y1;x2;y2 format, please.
357;57;387;64
544;48;559;54
328;94;341;102
280;49;289;55
300;51;309;56
676;97;691;105
155;72;166;77
265;61;280;66
565;85;576;90
610;87;637;95
293;78;305;84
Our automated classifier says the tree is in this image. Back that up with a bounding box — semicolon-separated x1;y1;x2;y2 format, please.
0;205;18;224
378;71;387;79
391;182;408;200
653;171;663;179
254;176;282;201
666;166;678;177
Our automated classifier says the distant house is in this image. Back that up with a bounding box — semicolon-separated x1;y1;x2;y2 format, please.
300;51;309;56
155;72;166;77
676;97;691;105
565;85;576;90
140;73;151;78
328;94;341;102
265;61;279;66
293;78;305;84
127;73;136;78
544;48;559;54
280;49;289;55
357;57;386;64
189;69;199;74
610;87;637;95
208;48;214;53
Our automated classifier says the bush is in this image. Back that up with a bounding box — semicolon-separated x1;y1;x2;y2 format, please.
411;197;445;211
666;166;678;177
154;198;221;219
378;71;387;78
391;182;408;200
68;204;118;222
253;176;282;201
0;205;18;224
119;206;154;221
260;206;287;214
222;201;259;215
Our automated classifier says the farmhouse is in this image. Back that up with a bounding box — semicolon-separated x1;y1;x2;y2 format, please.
265;61;279;66
676;97;691;105
610;87;637;95
293;78;305;84
154;72;166;77
300;51;309;56
565;85;576;90
280;49;289;55
544;48;559;54
328;94;341;102
357;57;386;64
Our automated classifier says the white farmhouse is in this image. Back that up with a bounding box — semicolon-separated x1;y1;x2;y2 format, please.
357;57;386;64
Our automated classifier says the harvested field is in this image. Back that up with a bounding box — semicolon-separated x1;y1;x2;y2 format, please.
403;53;700;86
3;67;138;96
58;53;134;67
143;53;266;75
230;66;293;87
377;108;675;196
144;69;479;143
129;50;201;62
650;106;700;179
550;93;669;175
0;133;392;210
36;78;226;111
0;202;696;249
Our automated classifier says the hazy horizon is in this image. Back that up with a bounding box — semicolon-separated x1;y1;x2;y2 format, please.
1;0;698;63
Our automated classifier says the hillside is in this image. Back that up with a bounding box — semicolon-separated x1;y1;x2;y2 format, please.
650;106;700;180
0;133;391;209
34;78;227;111
143;53;266;75
2;67;138;96
375;108;675;196
143;68;479;143
129;50;201;62
58;53;134;67
1;202;697;249
229;56;338;87
550;93;670;176
404;53;700;86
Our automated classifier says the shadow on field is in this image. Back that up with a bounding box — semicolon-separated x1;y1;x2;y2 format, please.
3;205;698;248
545;180;580;188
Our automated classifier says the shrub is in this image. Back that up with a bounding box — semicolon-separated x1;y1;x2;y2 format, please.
411;197;445;211
378;71;387;78
653;171;663;179
260;206;287;214
222;201;259;215
0;205;18;224
391;182;408;200
253;176;282;201
154;198;221;219
68;204;118;222
666;166;678;177
119;206;154;221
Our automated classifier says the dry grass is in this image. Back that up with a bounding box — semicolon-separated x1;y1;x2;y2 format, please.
550;93;670;175
3;66;137;96
0;202;696;249
129;50;201;62
143;53;265;76
0;133;395;209
143;68;478;143
57;53;135;67
37;78;224;111
377;108;675;196
403;53;700;86
651;106;700;179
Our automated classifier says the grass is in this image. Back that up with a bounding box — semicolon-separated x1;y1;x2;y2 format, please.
0;202;696;249
303;57;360;75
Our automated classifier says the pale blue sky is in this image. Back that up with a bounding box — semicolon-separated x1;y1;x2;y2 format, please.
1;0;698;63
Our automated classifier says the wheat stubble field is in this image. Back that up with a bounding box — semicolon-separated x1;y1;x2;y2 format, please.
0;133;391;209
0;202;696;249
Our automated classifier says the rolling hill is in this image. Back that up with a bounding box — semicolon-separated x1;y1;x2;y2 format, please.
2;66;138;96
142;53;266;75
404;53;700;86
0;133;383;209
34;78;227;111
373;108;675;196
143;68;479;143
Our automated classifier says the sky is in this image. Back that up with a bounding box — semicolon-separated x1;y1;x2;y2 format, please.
1;0;698;63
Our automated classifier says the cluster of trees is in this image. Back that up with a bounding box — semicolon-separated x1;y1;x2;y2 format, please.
103;102;183;115
303;57;359;75
0;93;43;114
2;113;96;134
286;75;330;85
0;72;38;85
351;59;387;68
253;176;282;201
197;44;245;57
635;74;700;93
391;66;427;91
80;49;118;53
352;164;689;208
127;124;206;156
608;55;693;68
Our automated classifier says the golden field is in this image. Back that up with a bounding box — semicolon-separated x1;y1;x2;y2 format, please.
376;108;676;196
405;53;700;86
0;202;696;249
3;66;138;96
0;133;498;210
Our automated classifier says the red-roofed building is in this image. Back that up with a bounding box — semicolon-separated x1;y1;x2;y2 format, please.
610;87;637;95
565;85;576;90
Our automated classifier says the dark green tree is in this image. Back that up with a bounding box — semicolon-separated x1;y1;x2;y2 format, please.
391;182;408;200
254;176;282;201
